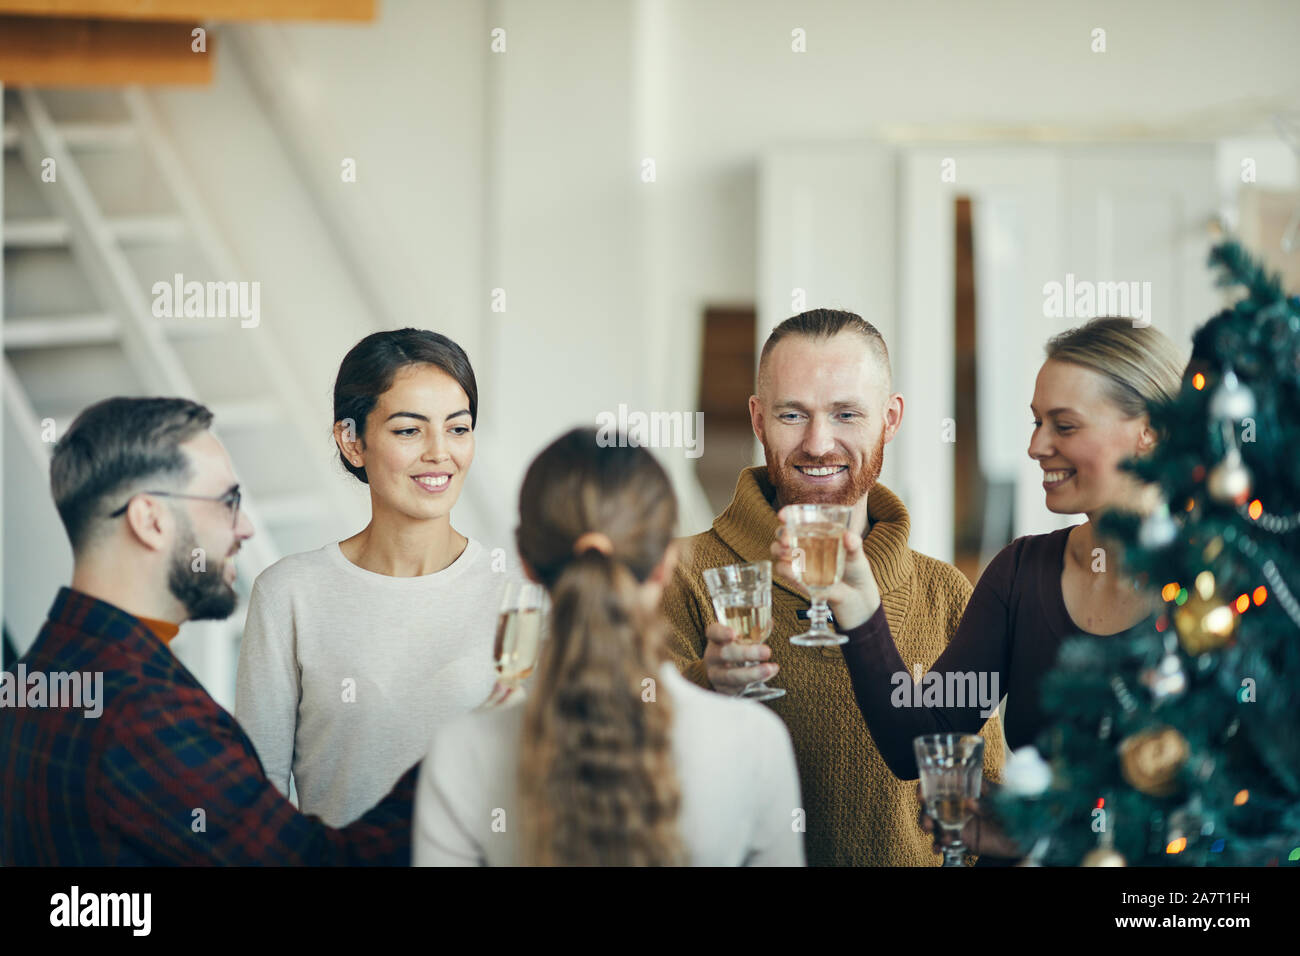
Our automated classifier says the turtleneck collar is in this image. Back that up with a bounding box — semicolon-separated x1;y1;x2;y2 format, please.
711;466;914;598
137;616;181;645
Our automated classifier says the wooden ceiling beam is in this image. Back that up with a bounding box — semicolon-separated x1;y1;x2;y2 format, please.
0;1;372;20
0;16;212;86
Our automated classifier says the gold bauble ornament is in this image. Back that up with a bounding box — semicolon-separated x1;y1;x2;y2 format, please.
1081;847;1127;866
1173;592;1238;655
1119;725;1189;797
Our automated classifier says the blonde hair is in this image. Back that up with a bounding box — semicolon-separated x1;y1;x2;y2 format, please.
514;428;684;866
1045;317;1183;419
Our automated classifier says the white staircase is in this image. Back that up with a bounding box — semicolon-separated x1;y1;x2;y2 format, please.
3;85;357;708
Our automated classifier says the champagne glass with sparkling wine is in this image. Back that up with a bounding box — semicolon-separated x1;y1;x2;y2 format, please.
493;580;548;689
913;733;985;867
703;560;784;701
785;503;852;646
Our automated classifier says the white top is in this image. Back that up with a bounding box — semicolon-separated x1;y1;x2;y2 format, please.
413;663;805;866
235;537;514;827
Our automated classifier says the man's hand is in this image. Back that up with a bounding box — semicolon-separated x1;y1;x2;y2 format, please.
704;622;777;696
915;780;1023;860
770;506;882;631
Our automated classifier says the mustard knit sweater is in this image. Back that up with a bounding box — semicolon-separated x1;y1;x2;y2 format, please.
661;467;1005;866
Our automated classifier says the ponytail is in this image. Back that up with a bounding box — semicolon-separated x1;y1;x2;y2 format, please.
515;429;683;866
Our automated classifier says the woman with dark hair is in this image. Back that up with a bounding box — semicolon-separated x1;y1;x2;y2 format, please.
236;328;516;827
413;428;803;866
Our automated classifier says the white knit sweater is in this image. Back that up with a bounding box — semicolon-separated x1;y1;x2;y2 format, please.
414;662;805;866
236;538;515;826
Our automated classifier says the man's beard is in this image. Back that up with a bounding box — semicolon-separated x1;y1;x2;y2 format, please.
764;432;885;508
167;515;238;622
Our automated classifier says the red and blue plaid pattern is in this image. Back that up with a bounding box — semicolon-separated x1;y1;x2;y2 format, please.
1;587;416;865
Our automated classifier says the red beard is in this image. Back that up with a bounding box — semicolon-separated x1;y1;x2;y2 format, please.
764;432;885;508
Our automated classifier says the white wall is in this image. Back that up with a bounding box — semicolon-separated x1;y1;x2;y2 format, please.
151;1;499;544
156;0;1300;551
8;0;1298;690
651;0;1300;546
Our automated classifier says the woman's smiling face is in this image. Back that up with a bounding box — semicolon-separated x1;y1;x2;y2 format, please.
1027;359;1153;516
358;364;474;521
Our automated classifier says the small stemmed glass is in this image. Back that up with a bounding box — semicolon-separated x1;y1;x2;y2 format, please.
914;733;985;867
784;503;852;646
704;560;785;702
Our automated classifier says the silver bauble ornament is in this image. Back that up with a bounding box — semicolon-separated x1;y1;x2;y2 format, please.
1208;369;1256;421
1207;447;1252;505
1140;651;1187;703
1138;501;1178;549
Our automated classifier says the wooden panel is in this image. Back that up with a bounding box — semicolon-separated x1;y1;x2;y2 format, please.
0;1;373;19
953;196;986;585
0;16;211;85
697;306;759;514
698;306;756;427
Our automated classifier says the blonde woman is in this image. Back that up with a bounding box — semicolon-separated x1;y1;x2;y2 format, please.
414;428;804;866
772;317;1185;863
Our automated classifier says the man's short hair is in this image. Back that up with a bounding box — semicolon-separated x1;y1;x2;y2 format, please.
50;397;214;554
757;308;892;393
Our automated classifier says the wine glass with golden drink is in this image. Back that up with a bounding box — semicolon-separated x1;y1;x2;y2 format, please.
493;580;547;688
913;733;985;867
703;560;784;701
785;503;852;646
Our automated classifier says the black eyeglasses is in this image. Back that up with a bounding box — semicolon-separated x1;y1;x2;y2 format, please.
109;486;242;529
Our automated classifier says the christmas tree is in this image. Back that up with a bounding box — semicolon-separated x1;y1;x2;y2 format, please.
996;239;1300;866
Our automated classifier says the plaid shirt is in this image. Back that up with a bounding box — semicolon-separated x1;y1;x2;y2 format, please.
0;587;417;865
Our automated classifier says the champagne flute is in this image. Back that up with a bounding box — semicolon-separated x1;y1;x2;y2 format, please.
494;580;548;689
703;561;785;702
785;503;852;646
913;733;985;867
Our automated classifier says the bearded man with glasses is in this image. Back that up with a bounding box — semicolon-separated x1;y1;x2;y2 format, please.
107;483;243;621
0;396;419;865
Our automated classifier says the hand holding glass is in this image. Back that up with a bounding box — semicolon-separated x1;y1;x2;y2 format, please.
493;580;547;688
785;503;852;646
913;733;985;867
703;560;784;701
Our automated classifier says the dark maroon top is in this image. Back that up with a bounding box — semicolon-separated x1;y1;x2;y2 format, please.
841;526;1101;781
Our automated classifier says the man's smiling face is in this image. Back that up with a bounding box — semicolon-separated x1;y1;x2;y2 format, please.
749;331;902;508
